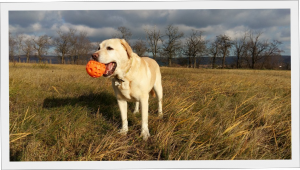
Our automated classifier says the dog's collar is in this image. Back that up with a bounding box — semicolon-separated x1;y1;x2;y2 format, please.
115;76;125;82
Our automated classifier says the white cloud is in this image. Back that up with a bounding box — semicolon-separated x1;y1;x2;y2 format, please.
224;25;248;39
9;25;18;33
21;34;36;41
50;22;118;41
175;24;203;34
31;23;42;31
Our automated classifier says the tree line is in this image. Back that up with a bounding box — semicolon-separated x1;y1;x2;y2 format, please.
9;24;288;69
9;29;94;65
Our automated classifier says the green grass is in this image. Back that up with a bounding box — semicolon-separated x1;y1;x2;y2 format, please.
9;63;291;161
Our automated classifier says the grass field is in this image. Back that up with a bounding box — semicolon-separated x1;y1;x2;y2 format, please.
9;63;291;161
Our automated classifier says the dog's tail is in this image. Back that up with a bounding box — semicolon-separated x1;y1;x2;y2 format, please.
150;88;156;97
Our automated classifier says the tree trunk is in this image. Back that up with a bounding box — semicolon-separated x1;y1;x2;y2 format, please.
252;55;255;69
38;55;42;63
212;55;216;69
188;56;192;68
193;56;197;68
222;57;225;68
62;53;65;64
236;53;240;68
168;57;172;67
222;51;226;69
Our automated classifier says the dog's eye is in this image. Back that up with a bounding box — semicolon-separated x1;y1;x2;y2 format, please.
97;47;100;50
107;46;113;50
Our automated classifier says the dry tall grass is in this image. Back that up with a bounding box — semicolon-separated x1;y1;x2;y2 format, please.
9;63;291;161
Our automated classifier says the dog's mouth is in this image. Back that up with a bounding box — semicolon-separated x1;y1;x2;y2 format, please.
103;62;117;77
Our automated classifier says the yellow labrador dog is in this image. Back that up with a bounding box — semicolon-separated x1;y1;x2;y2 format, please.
91;39;163;140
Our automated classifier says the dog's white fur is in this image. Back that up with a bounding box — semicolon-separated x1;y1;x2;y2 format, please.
93;39;163;140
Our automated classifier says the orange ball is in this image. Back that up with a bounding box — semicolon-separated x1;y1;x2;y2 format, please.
86;60;106;78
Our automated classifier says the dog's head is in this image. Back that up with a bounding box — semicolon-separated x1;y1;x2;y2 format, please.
91;39;133;78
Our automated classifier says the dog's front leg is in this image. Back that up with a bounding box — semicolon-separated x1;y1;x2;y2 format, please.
133;102;139;114
140;96;150;140
117;99;128;135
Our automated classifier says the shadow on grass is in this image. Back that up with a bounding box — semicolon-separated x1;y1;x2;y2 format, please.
42;91;119;121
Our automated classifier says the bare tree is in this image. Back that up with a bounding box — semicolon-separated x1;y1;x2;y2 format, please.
53;28;76;64
9;32;17;62
233;32;248;68
113;26;132;43
208;38;221;69
22;39;34;63
183;30;207;68
261;54;283;69
144;26;163;60
132;39;147;56
260;40;284;69
16;34;25;63
32;35;51;63
69;29;79;64
76;31;94;64
216;34;233;69
247;31;269;69
264;40;284;58
161;24;184;67
183;40;193;67
234;30;284;69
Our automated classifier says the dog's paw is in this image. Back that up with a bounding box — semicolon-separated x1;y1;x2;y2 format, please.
140;129;150;141
118;128;128;135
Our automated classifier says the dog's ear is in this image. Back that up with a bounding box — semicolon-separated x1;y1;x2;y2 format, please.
120;39;133;59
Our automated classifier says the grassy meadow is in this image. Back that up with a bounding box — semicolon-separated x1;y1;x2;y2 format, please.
9;63;291;161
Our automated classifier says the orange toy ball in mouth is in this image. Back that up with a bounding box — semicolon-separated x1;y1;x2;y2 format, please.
86;60;106;78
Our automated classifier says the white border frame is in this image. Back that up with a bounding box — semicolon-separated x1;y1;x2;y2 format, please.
1;1;299;169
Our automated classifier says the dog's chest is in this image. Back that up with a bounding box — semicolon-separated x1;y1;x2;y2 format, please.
113;80;137;101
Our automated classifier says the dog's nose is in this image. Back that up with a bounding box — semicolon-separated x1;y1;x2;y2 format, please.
92;53;99;60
